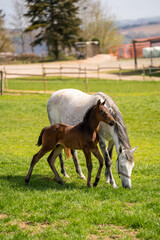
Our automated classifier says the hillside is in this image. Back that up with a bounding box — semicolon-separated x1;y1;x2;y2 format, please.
121;23;160;36
117;17;160;44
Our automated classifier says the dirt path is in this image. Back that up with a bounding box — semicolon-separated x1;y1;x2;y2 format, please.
0;54;159;81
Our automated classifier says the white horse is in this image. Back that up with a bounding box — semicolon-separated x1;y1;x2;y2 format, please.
47;89;137;189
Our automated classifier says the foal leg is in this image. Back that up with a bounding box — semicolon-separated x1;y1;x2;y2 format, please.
47;145;64;185
99;137;117;189
91;146;104;187
25;149;46;185
83;149;92;187
59;152;70;178
71;149;86;180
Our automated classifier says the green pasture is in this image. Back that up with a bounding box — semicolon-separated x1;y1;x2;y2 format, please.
5;76;160;95
0;80;160;239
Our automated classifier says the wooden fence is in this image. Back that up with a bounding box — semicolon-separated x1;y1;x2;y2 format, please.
0;65;159;95
1;65;119;94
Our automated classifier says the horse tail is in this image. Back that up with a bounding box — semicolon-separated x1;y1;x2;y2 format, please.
36;127;47;146
64;147;72;159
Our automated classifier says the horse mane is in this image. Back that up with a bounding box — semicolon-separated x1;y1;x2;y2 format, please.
94;92;131;150
114;122;131;149
82;105;95;124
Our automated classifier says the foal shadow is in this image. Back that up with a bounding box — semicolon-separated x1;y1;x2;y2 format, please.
0;174;87;192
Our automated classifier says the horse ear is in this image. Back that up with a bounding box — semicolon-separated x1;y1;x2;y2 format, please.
119;146;122;153
97;99;101;107
131;146;138;153
102;100;106;105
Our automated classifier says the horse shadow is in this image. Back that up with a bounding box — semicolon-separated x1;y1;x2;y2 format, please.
0;174;89;192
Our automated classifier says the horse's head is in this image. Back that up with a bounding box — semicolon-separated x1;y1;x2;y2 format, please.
97;99;115;126
116;146;137;189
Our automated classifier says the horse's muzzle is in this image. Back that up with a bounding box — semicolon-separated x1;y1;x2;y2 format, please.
109;120;115;126
122;182;132;189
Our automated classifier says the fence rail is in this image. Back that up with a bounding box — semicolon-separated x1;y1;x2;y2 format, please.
149;66;160;74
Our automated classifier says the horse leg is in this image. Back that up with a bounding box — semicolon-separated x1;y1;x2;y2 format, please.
47;145;64;185
91;146;104;187
25;148;46;185
99;137;117;189
71;149;86;180
83;149;92;187
108;140;114;159
105;140;114;183
59;152;70;178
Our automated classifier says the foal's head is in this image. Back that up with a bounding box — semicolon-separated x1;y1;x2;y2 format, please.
96;99;115;126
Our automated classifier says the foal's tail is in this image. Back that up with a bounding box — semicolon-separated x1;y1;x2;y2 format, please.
36;127;47;146
64;147;72;159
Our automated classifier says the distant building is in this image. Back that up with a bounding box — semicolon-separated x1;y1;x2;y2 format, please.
75;41;99;59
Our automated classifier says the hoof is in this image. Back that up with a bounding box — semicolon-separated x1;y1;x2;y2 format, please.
64;174;70;179
105;179;110;184
111;183;118;189
25;179;29;185
93;182;97;187
106;178;118;189
79;174;86;180
58;180;64;185
61;170;70;178
87;183;92;188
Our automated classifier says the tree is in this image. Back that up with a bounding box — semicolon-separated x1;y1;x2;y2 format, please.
25;0;81;60
0;10;14;52
78;0;122;53
11;0;29;53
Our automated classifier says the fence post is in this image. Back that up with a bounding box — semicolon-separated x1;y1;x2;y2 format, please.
97;65;100;80
149;66;152;80
3;66;8;90
0;71;4;95
142;65;145;81
85;67;88;92
42;65;46;93
78;65;81;80
119;64;121;80
59;64;62;80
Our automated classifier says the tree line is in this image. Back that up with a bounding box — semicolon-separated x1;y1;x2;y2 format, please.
0;0;122;60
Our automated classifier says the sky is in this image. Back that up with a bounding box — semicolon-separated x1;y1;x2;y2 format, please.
102;0;160;21
1;0;160;27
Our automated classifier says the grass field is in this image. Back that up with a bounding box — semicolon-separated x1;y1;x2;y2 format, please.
0;80;160;239
5;76;160;94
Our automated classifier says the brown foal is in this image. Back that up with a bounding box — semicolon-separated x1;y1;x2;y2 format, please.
25;99;115;187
